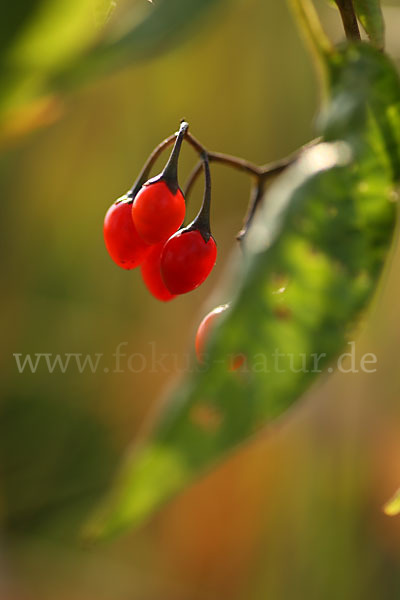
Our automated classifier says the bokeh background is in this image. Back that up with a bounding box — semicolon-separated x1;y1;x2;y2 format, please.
2;0;400;598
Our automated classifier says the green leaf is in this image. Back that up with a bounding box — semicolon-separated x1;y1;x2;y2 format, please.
0;0;224;136
85;43;400;540
92;0;116;29
0;0;100;121
353;0;385;49
53;0;225;89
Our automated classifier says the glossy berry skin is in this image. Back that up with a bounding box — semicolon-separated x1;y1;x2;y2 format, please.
161;229;217;295
195;305;228;363
132;180;186;245
141;242;176;302
104;198;150;269
195;304;245;370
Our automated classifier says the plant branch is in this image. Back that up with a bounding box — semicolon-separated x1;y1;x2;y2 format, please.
184;131;262;176
335;0;361;41
128;133;177;198
130;122;321;244
236;182;266;242
161;121;188;193
186;152;213;242
290;0;333;57
184;160;204;198
184;137;321;200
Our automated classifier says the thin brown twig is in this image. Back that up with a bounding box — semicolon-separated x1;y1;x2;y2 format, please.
130;122;322;243
335;0;361;41
183;136;322;239
129;133;176;197
183;137;321;199
236;182;266;241
184;160;205;198
184;131;262;175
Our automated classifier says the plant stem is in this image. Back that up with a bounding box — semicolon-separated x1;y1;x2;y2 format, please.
183;135;321;241
335;0;361;41
184;161;204;198
129;122;321;243
183;148;289;199
187;152;213;242
184;138;321;200
236;183;265;241
128;134;176;198
184;131;262;176
290;0;333;58
161;121;189;193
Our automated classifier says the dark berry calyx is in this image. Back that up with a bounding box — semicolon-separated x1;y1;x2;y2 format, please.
185;151;213;243
146;120;188;194
161;120;188;193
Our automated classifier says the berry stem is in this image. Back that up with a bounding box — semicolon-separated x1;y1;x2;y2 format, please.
128;134;176;199
184;130;262;176
188;152;213;243
235;138;321;239
184;136;321;199
236;182;265;241
128;120;321;242
161;120;189;193
184;161;204;199
183;137;321;241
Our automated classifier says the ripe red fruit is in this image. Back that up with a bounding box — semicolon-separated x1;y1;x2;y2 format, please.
103;197;150;269
132;121;188;245
161;152;217;295
195;304;245;370
141;242;176;302
195;304;228;362
132;181;185;244
161;229;217;294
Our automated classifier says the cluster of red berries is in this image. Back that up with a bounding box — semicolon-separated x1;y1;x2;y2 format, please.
103;122;217;301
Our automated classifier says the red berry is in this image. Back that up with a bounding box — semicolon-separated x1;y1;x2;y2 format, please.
195;304;245;370
141;242;176;302
132;180;185;244
160;229;217;294
104;198;150;269
195;304;228;362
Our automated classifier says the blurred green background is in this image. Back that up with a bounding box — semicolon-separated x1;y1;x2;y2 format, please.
2;0;400;598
